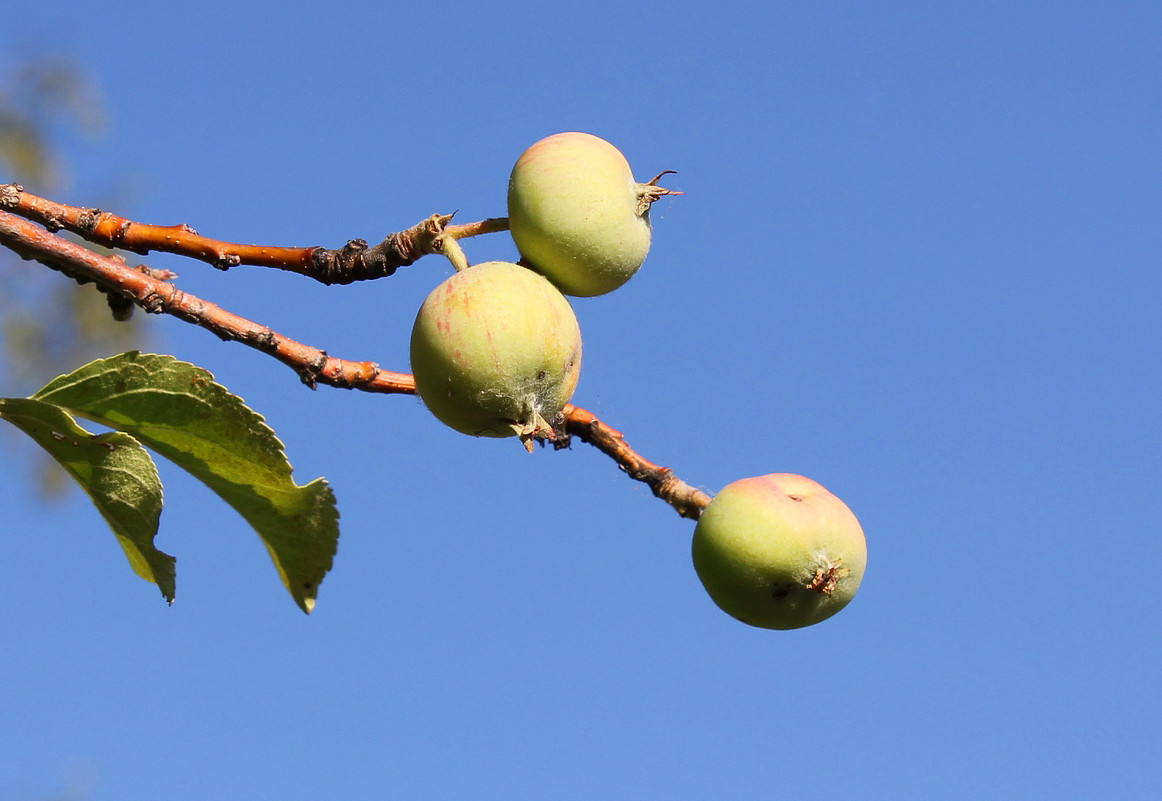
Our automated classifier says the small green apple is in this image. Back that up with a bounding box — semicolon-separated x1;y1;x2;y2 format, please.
410;261;582;446
507;132;677;297
692;473;867;630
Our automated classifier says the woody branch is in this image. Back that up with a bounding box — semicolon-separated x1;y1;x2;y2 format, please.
0;183;509;284
0;202;709;519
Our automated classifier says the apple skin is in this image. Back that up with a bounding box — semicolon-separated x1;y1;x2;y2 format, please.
692;473;867;630
410;261;582;442
508;132;656;297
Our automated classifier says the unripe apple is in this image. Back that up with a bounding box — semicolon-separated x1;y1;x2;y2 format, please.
692;473;867;630
410;261;582;446
507;132;677;297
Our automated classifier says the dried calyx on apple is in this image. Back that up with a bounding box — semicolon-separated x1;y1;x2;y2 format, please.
692;473;867;630
507;132;680;297
409;260;582;451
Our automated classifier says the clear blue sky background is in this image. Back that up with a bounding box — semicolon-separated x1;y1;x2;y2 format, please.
3;2;1160;799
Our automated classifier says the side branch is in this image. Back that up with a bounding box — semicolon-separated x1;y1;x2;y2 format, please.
561;406;711;519
0;208;706;519
0;183;494;285
0;208;414;392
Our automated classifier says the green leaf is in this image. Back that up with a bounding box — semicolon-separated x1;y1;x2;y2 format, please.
33;352;339;613
0;396;174;602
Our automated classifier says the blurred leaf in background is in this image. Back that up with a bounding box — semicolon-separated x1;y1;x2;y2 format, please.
0;54;107;189
1;53;147;495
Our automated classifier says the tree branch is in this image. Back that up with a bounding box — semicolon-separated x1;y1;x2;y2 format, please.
0;205;708;519
0;183;508;285
0;207;411;391
559;406;711;518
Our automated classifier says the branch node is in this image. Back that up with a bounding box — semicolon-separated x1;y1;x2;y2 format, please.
214;252;242;270
76;207;102;234
298;351;328;389
244;328;279;351
139;288;169;314
0;184;23;208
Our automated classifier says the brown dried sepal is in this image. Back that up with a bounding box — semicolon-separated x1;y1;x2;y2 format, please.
805;562;851;596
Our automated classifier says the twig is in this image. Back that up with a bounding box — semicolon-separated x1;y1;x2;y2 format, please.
560;406;711;519
0;208;411;391
444;217;509;239
0;206;707;519
0;183;509;285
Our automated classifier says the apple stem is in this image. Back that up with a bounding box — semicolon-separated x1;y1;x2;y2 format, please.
444;216;510;239
439;233;471;272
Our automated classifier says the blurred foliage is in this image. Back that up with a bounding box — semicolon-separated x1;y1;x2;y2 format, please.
1;54;146;494
0;56;107;190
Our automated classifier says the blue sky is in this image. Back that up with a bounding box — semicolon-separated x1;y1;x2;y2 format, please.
2;2;1160;799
